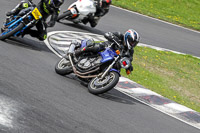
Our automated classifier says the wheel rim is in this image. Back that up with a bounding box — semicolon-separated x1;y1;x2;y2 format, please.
58;58;71;69
90;72;116;90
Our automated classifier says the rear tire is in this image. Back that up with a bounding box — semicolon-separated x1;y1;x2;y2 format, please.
55;58;73;76
0;23;24;40
57;11;71;22
88;71;119;95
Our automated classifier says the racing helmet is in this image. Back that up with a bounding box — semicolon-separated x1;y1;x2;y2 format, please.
124;29;140;49
101;0;112;8
49;0;64;8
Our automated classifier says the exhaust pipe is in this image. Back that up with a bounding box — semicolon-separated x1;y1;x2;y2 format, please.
68;54;101;78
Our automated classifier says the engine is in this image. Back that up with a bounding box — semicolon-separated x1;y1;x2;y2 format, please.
77;56;102;70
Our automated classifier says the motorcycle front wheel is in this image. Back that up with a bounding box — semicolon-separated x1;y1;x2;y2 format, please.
88;71;119;95
55;58;73;75
0;23;24;40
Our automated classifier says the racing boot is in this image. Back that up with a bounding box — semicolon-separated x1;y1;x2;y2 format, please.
82;18;89;25
65;40;81;62
88;15;98;28
64;51;79;63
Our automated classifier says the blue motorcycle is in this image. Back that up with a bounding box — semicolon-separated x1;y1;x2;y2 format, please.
55;39;131;94
0;1;42;40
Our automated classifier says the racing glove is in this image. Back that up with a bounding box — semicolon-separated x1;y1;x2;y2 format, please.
104;32;118;42
126;69;131;75
126;66;133;75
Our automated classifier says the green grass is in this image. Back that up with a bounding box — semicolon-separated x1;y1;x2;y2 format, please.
112;0;200;31
121;46;200;112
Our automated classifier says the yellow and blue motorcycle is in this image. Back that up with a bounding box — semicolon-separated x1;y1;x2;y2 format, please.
0;4;42;40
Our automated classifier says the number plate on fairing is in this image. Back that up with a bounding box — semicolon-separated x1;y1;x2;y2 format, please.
32;8;42;20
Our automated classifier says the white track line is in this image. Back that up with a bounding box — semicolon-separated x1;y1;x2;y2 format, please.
0;96;17;128
115;88;200;130
138;43;200;59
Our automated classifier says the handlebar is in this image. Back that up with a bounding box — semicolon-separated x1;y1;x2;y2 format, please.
110;39;125;57
112;39;121;49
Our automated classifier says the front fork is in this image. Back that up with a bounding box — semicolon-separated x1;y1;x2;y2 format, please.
101;56;120;79
5;10;37;36
8;10;32;29
14;19;36;36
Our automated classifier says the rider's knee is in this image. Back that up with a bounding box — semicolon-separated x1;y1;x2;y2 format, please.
38;34;47;41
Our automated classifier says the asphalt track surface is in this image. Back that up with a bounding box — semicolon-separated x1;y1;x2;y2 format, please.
0;0;199;133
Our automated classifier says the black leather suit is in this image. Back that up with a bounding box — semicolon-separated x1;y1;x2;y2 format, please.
83;0;110;27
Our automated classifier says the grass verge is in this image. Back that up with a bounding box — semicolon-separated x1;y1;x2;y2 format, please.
121;46;200;112
112;0;200;31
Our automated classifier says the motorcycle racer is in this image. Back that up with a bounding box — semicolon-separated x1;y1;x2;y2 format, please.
82;0;112;27
70;29;140;74
3;0;64;41
105;29;140;74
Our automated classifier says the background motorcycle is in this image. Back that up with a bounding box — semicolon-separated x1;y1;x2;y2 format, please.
0;1;43;40
57;0;97;26
55;39;131;95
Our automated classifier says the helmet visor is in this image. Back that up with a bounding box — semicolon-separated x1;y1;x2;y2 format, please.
127;35;138;48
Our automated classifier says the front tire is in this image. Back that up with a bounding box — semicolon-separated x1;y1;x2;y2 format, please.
0;23;24;40
88;71;119;95
55;58;73;75
57;11;72;22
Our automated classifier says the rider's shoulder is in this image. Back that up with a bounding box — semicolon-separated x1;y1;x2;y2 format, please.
113;32;123;37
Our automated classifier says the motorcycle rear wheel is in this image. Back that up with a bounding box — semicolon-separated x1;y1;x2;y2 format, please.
55;58;73;75
88;71;119;95
0;23;24;40
57;11;71;22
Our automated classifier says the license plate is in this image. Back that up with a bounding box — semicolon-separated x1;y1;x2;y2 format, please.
32;8;42;20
